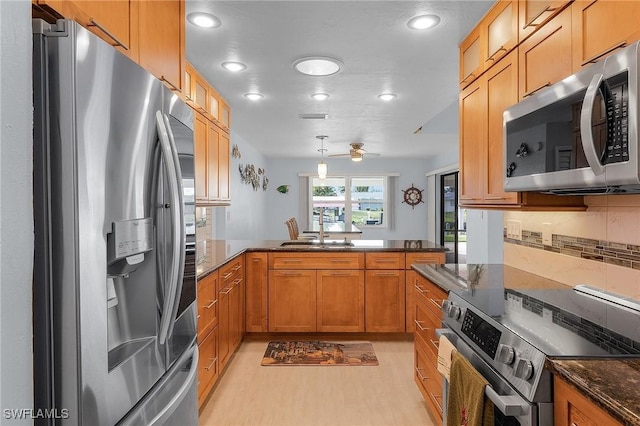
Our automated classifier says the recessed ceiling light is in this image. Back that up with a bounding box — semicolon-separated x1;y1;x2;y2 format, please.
187;12;221;29
407;14;441;30
244;93;263;101
221;61;247;72
311;93;330;101
293;56;343;76
377;93;397;101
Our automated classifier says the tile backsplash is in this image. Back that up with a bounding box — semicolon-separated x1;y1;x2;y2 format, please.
503;195;640;299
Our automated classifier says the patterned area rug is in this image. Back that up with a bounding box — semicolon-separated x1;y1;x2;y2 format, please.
261;341;379;366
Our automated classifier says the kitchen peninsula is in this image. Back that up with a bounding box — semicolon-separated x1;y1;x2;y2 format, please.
194;239;447;406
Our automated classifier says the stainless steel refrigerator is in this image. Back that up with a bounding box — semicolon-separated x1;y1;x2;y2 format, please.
32;19;198;425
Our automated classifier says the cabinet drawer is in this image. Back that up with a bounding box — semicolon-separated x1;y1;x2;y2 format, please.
197;326;218;408
415;299;442;359
219;256;243;285
197;271;218;342
414;277;447;317
405;252;445;269
365;252;405;269
415;339;444;421
269;252;364;270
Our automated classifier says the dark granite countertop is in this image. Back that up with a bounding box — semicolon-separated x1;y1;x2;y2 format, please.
548;358;640;426
197;239;447;278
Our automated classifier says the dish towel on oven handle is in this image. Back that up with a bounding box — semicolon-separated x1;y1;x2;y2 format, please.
446;351;494;426
437;334;456;381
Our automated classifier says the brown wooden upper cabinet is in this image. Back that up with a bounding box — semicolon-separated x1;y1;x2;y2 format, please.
518;0;570;43
518;5;572;100
137;0;184;93
571;0;640;71
34;0;185;93
34;0;135;60
459;1;518;88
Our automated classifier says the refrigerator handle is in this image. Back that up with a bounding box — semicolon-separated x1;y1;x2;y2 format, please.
163;113;186;340
580;73;606;176
148;346;199;426
155;111;182;345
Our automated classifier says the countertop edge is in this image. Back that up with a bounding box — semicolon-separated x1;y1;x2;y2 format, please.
547;359;640;426
411;264;465;294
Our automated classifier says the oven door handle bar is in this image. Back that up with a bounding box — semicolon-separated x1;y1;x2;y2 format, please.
484;386;529;417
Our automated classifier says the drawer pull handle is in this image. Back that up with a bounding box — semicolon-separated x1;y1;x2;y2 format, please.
414;285;427;295
428;298;443;310
282;259;302;263
485;46;507;62
582;41;627;66
523;82;551;98
414;320;428;332
415;367;428;381
484;196;506;200
87;18;129;50
331;259;352;263
523;5;558;29
205;299;217;309
252;258;261;263
374;272;397;276
413;259;434;263
428;391;443;413
204;356;218;371
232;265;242;271
280;272;303;277
160;76;179;92
222;272;233;280
375;259;397;263
219;287;233;295
329;272;352;276
459;196;481;200
430;340;440;351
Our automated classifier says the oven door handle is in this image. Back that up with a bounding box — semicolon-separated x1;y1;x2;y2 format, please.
485;386;530;417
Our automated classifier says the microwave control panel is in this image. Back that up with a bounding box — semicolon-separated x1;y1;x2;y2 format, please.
603;74;629;165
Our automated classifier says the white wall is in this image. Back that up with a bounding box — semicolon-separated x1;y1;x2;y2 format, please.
0;0;33;422
218;130;269;240
466;209;504;263
264;157;433;240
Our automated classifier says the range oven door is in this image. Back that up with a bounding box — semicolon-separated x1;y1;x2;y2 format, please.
436;329;553;426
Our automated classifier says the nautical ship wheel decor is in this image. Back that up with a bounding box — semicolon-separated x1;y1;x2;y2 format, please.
402;184;424;209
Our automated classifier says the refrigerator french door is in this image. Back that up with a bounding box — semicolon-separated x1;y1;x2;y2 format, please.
33;19;198;425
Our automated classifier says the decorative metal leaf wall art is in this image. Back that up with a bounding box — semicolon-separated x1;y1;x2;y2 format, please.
238;163;269;191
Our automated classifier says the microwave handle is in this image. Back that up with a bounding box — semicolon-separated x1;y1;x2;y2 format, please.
580;73;606;176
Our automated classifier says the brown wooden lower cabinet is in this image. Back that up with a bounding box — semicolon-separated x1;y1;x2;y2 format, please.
365;270;405;332
245;252;268;332
554;376;622;426
415;339;444;424
197;326;218;408
317;269;365;332
268;270;317;332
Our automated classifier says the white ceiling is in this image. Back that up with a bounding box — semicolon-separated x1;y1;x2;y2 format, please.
185;1;493;160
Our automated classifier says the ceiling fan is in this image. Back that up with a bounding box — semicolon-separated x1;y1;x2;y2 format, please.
328;143;380;162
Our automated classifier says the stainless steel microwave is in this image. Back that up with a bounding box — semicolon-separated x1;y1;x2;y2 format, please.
504;42;638;194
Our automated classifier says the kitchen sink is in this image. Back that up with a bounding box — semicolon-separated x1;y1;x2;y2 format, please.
280;240;354;248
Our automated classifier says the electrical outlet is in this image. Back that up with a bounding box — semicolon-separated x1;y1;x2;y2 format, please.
507;220;522;240
542;223;552;245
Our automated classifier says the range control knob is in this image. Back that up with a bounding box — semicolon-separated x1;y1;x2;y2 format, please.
442;300;452;314
496;344;515;365
515;359;534;380
448;305;462;321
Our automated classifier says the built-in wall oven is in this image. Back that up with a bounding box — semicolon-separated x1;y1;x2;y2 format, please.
431;264;640;426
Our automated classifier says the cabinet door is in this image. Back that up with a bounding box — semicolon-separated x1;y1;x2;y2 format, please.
184;66;194;102
36;0;134;58
317;270;364;332
519;6;572;99
365;270;405;332
197;327;218;408
207;123;220;200
459;78;487;204
571;0;640;71
485;0;518;65
268;270;316;332
218;130;230;200
138;0;184;92
485;50;519;204
554;376;622;426
220;101;231;130
519;0;570;42
459;25;484;88
246;252;268;332
194;112;208;202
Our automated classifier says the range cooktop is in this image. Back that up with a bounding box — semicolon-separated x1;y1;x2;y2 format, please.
433;264;640;358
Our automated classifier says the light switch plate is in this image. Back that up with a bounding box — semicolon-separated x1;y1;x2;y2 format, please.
507;220;522;240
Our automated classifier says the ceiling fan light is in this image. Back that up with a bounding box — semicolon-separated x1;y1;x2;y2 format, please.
317;161;328;179
351;156;363;162
311;92;330;101
187;12;221;29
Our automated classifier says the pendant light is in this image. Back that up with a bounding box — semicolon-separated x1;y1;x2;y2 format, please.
316;135;328;180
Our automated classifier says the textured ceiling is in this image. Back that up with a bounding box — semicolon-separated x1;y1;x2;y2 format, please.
186;1;493;160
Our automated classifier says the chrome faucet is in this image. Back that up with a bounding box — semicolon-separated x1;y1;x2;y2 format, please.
318;207;324;244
